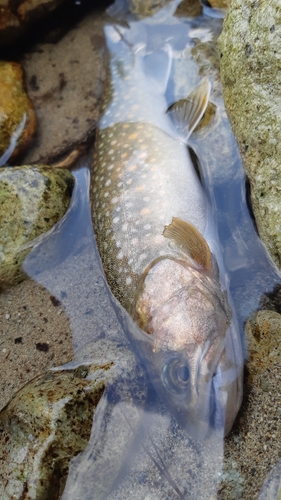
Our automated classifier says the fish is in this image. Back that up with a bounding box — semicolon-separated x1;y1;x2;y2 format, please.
91;21;243;439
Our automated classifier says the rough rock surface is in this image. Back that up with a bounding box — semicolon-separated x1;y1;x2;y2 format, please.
0;0;68;45
259;459;281;500
0;364;106;500
0;165;74;289
219;0;281;268
0;61;36;162
0;339;147;500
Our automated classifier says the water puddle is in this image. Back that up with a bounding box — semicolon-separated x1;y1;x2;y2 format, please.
16;1;281;498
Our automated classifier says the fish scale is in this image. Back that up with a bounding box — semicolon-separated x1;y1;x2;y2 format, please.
92;119;207;311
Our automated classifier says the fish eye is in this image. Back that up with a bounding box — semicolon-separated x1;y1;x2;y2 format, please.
177;364;189;382
162;358;190;393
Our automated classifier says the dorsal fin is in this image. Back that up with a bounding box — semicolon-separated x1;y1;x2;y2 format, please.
167;79;211;142
163;217;211;271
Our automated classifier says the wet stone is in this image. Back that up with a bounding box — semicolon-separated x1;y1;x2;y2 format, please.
219;1;281;269
259;459;281;500
0;165;74;289
0;365;107;500
0;61;36;163
0;338;147;500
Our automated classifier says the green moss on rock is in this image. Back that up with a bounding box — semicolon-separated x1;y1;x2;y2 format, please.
0;61;37;162
0;165;74;289
218;0;281;268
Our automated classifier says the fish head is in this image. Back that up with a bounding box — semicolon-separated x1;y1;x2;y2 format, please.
132;256;235;439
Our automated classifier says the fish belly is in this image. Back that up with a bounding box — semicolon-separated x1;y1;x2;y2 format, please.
91;120;208;312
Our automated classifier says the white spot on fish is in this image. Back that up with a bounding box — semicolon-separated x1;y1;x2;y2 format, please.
104;192;109;198
116;241;121;247
109;149;114;155
111;197;119;204
144;224;151;230
113;216;120;223
117;251;124;259
126;277;132;285
122;223;128;231
131;238;138;245
111;140;117;145
105;180;111;187
108;165;114;170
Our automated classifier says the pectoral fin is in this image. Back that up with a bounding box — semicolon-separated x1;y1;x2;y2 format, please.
163;217;211;271
167;79;211;142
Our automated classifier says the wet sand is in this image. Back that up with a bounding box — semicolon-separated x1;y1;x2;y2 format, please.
0;279;73;411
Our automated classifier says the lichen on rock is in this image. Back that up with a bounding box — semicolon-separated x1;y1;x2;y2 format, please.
0;365;106;500
0;165;74;289
218;0;281;268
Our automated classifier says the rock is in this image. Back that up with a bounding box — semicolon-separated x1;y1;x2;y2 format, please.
0;364;106;500
245;310;281;377
218;1;281;268
19;7;108;165
259;459;281;500
0;165;74;289
175;0;202;18
208;0;229;9
0;0;68;45
0;61;36;163
0;339;147;500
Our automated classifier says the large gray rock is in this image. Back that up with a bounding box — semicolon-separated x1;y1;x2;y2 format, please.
0;165;74;289
218;0;281;268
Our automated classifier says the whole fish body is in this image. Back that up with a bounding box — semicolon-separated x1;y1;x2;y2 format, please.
91;21;243;439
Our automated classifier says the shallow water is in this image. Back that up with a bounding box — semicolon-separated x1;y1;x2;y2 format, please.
20;2;281;499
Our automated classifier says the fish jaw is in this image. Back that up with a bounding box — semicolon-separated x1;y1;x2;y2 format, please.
132;256;238;439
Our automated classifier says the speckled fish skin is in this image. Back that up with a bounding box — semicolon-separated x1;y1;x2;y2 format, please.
91;23;243;439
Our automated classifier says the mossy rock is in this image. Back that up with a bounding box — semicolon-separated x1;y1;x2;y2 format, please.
219;0;281;268
0;61;37;162
0;165;74;289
